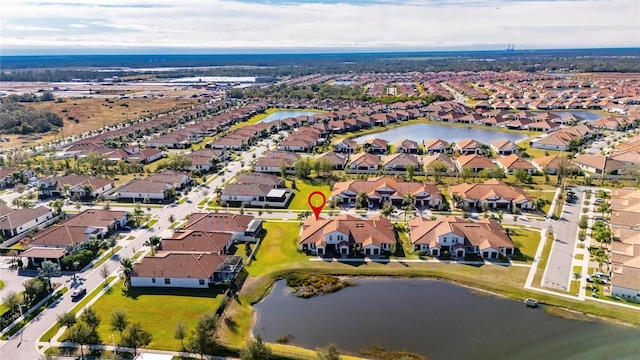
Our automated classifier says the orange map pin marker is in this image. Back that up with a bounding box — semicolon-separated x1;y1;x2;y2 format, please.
307;191;326;220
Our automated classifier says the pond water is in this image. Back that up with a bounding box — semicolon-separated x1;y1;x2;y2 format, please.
352;123;529;144
258;110;320;123
552;111;603;122
254;278;640;360
331;81;354;86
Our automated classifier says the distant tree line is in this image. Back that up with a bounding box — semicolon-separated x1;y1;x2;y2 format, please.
0;98;63;134
230;83;446;103
2;49;640;82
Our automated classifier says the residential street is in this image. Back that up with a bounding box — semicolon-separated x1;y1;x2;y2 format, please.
542;190;583;291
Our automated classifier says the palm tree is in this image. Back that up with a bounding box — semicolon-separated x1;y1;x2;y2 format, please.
82;184;94;200
38;260;61;292
120;258;133;289
355;192;368;209
380;201;396;218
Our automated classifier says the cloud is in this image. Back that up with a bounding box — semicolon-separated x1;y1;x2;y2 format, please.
5;24;63;32
1;0;639;52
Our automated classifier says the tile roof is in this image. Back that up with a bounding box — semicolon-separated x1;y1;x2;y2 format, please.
132;252;227;279
300;214;395;248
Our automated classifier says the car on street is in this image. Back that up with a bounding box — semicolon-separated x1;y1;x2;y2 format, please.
71;288;87;301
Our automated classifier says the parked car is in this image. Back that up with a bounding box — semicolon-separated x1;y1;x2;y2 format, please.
71;288;87;301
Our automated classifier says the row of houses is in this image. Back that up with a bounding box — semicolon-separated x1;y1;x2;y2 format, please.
299;214;515;259
609;188;640;303
329;176;534;210
130;213;263;288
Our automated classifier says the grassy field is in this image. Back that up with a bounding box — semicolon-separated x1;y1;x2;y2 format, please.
0;280;4;291
246;222;307;276
286;179;331;211
525;189;556;214
20;97;197;148
87;281;225;351
508;228;541;262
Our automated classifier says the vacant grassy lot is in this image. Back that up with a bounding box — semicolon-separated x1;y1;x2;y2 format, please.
286;179;331;210
508;228;541;262
247;221;307;276
20;96;197;148
89;281;224;351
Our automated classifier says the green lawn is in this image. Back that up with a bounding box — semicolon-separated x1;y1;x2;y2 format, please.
0;280;4;291
508;228;540;262
525;190;556;214
286;179;331;210
87;281;225;351
575;254;584;260
247;222;307;276
533;231;555;286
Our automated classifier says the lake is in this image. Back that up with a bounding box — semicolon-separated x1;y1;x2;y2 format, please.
552;111;603;122
254;279;640;360
352;123;529;144
258;110;320;123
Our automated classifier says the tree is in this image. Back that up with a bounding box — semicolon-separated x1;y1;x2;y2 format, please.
189;312;219;358
461;167;474;182
110;309;129;339
23;277;46;304
100;265;110;286
57;311;77;329
50;199;63;216
82;184;94;200
427;160;449;183
317;343;341;360
240;334;273;360
120;258;133;289
597;201;611;218
80;306;101;329
380;201;396;218
166;153;192;170
355;192;368;209
120;322;152;356
38;260;61;292
592;221;612;245
405;164;415;181
69;322;94;360
294;158;313;178
145;236;161;252
174;321;187;351
514;169;533;184
129;206;145;227
573;272;582;281
534;197;549;212
3;291;21;317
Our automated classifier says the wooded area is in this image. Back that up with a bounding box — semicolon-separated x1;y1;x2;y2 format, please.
0;98;63;134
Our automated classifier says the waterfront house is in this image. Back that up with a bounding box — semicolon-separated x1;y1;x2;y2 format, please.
454;139;482;155
394;139;420;154
408;216;514;259
423;139;450;154
333;138;358;153
299;214;396;257
490;139;519;156
363;138;389;154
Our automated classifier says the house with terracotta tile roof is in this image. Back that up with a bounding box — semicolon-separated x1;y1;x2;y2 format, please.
0;205;54;239
450;179;533;210
182;213;263;242
316;152;349;170
255;151;301;174
39;175;114;199
490;139;519;156
159;230;234;254
333;138;358;153
454;154;496;173
423;154;457;174
348;152;380;173
131;253;243;288
363;138;389;154
532;155;577;175
454;139;482;155
185;148;227;172
408;216;514;258
382;153;422;172
331;176;442;208
495;154;537;175
423;138;450;154
394;139;420;154
573;154;626;176
610;190;640;302
299;214;396;257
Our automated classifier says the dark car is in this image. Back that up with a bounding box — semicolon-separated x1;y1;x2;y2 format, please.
71;288;87;301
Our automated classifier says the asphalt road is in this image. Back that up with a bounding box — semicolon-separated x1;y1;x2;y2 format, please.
543;190;583;291
0;135;274;359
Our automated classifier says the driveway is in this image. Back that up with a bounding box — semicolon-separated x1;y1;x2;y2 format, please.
542;190;584;291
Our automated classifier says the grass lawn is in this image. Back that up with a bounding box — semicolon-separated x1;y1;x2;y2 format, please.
525;189;556;214
90;246;122;268
391;228;420;260
570;280;580;296
533;231;555;287
575;254;584;260
286;179;331;211
246;222;307;276
508;228;540;263
0;280;4;291
88;280;225;351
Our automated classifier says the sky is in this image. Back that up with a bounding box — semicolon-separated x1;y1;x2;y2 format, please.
1;0;639;54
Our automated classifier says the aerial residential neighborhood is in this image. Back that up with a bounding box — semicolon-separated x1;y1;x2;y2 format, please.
1;48;640;359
